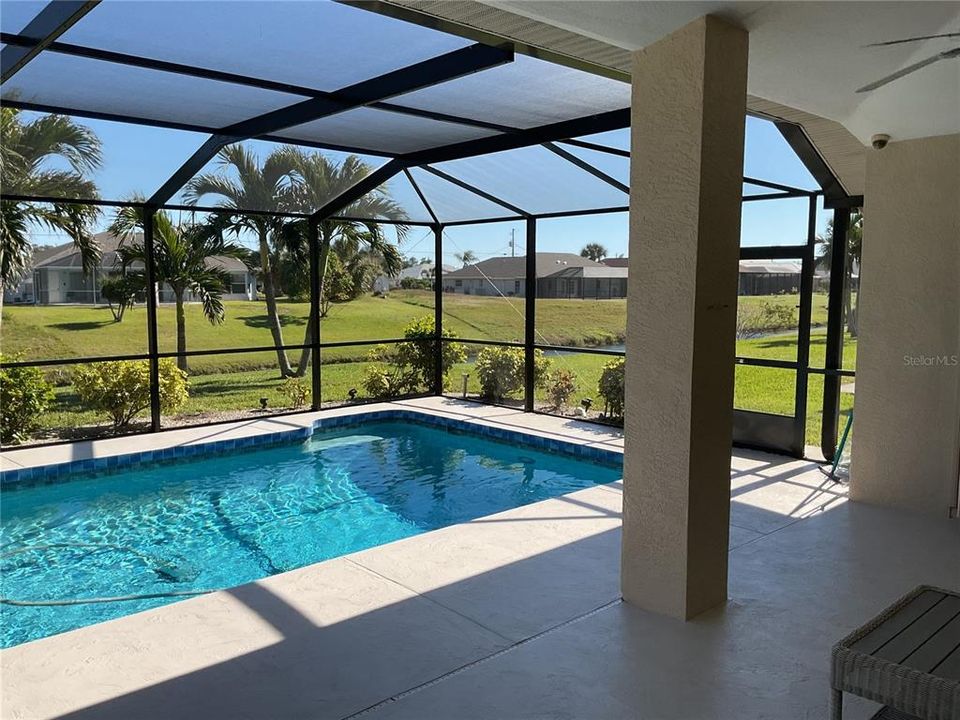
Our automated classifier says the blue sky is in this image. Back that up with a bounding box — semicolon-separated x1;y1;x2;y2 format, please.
29;112;827;264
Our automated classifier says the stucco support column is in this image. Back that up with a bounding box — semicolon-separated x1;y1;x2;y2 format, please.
851;134;960;517
621;15;747;620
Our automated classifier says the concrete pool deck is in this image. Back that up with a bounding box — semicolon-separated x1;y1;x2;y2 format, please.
2;398;958;719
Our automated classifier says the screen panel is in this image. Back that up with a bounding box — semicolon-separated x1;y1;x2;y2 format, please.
744;116;819;191
552;144;629;188
59;0;474;93
0;1;46;34
534;213;628;349
2;52;307;129
408;167;519;223
181;139;393;212
345;171;433;223
740;196;811;247
573;129;629;152
388;54;630;130
276;107;502;155
432;145;627;215
440;221;527;343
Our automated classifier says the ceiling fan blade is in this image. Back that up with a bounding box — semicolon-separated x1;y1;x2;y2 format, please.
856;52;950;93
864;32;960;48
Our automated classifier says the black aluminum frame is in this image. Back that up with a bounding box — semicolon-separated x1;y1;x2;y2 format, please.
0;0;856;457
728;193;819;456
0;1;99;83
2;181;850;458
432;186;842;458
820;206;854;461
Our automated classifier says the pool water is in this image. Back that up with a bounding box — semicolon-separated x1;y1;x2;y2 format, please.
0;421;620;647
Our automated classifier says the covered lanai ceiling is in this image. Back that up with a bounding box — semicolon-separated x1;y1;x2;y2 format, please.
381;0;960;197
481;1;959;143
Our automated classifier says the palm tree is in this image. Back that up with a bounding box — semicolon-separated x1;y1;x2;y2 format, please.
281;149;408;376
580;243;608;262
817;209;863;336
0;108;102;325
183;145;300;375
110;204;249;371
454;250;477;267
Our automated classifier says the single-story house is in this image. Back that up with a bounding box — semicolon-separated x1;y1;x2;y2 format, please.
441;254;835;299
443;253;628;299
12;232;257;305
737;260;802;295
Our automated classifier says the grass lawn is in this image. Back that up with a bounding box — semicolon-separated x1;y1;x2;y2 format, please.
3;291;850;446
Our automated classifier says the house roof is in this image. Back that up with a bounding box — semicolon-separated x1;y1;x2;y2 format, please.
398;262;454;280
443;255;808;280
738;261;803;275
33;232;251;273
561;265;628;279
30;244;67;266
444;253;614;280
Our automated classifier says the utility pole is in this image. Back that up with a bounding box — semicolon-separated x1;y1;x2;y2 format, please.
510;228;516;257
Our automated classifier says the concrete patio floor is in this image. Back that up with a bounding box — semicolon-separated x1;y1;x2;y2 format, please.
2;399;957;720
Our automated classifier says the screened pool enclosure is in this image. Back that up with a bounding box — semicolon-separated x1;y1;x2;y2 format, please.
0;0;857;459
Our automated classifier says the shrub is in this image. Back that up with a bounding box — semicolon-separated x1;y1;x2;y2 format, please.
759;299;796;330
475;346;550;401
736;299;797;338
735;305;763;339
0;357;55;444
395;315;466;392
361;363;415;400
399;277;433;290
597;357;625;419
73;359;188;427
546;368;578;409
362;316;466;399
278;377;309;409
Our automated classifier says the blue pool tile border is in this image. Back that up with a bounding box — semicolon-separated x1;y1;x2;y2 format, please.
0;409;622;488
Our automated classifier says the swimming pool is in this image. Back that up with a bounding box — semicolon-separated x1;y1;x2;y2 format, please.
0;415;621;647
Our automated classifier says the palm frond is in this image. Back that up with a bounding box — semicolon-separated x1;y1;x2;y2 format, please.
0;200;32;285
0;110;103;279
183;173;245;208
15;113;102;174
190;267;231;324
10;168;99;199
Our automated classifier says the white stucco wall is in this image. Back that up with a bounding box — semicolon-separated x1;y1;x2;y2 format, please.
852;133;960;516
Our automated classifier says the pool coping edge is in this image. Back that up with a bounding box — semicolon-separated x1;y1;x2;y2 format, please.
0;406;623;487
